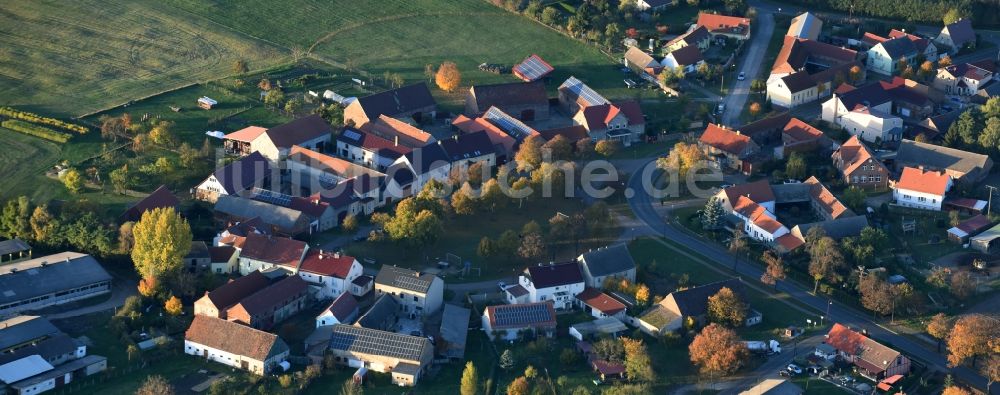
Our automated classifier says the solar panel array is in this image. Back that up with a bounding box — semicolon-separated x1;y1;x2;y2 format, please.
492;303;554;327
560;77;609;107
484;107;536;140
392;272;432;293
513;55;554;81
329;325;428;361
251;188;292;207
341;129;363;142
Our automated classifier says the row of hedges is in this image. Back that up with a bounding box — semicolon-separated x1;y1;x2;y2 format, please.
0;106;88;134
1;119;72;143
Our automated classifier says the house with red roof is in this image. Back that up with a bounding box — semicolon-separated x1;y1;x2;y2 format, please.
558;77;646;146
296;250;364;299
831;136;889;190
698;123;760;174
226;275;309;330
696;13;751;41
237;233;309;275
766;37;859;109
733;196;790;243
713;180;776;213
822;82;903;144
576;287;627;319
822;323;911;380
893;167;952;211
336;128;411;171
221;115;333;165
780;118;830;158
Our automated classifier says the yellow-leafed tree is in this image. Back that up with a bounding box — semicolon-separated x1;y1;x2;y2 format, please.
436;62;461;92
131;207;192;282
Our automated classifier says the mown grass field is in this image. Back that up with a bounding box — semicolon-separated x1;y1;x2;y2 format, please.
0;0;288;117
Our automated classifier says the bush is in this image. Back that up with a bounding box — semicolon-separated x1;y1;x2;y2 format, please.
1;119;72;143
0;107;88;134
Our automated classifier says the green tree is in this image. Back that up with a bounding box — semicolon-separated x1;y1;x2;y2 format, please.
339;379;364;395
949;108;982;147
540;7;561;25
460;361;478;395
841;186;867;212
808;236;846;293
61;168;83;194
477;236;496;258
131;207;192;281
376;197;444;247
451;182;477;215
499;349;515;370
701;197;724;230
943;9;964;25
135;375;174;395
342;214;358;232
264;89;285;108
110;164;136;194
497;230;520;258
595;140;619;157
284;98;302;115
784;152;807;180
622;338;655;382
979;117;1000;152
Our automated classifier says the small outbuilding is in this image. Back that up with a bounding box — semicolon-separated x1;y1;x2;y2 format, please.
198;96;218;110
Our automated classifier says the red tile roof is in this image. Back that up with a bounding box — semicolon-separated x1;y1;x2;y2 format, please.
299;250;356;278
614;100;645;126
835;136;884;176
697;13;750;35
722;180;776;206
896;167;950;196
782;118;824;143
576;287;627;316
700;124;752;155
240;233;307;267
805;176;850;219
203;271;271;310
772;37;857;74
224;126;268;143
825;323;903;375
186;316;287;361
776;234;805;251
581;104;621;129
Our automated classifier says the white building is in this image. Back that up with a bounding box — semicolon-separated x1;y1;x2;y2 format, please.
384;143;452;200
732;196;790;243
296;250;365;300
316;293;359;327
661;45;705;75
184;316;290;375
373;265;445;319
481;302;557;341
866;37;918;76
822;86;902;144
893;167;952;211
515;262;586;310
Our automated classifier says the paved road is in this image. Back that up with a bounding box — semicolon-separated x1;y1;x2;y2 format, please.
721;9;775;126
625;158;996;394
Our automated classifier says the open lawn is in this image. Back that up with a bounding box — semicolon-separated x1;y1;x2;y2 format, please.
0;0;288;117
345;197;620;281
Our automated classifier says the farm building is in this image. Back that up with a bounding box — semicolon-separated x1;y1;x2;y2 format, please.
184;316;290;375
0;252;112;317
198;96;217;110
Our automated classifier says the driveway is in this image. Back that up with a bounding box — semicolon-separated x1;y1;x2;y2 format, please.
721;8;775;126
47;275;137;320
625;158;997;394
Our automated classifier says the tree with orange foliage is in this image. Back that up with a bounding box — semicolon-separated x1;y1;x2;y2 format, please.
137;277;158;298
707;287;747;327
760;251;786;289
947;314;999;368
635;284;650;307
927;313;951;353
749;102;761;119
942;386;971;395
506;376;530;395
164;295;182;316
435;62;461;92
939;55;953;67
849;65;863;83
689;323;749;376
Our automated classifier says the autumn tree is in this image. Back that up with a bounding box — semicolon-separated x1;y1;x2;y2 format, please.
593;338;624;363
748;102;761;119
435;61;461;92
707;287;748;327
460;361;478;395
808;235;845;293
164;295;182;315
635;284;650;307
622;337;655;382
110;164;136;194
518;232;546;260
506;377;530;395
657;142;706;178
339;380;364;395
760;251;786;288
138;277;158;298
30;204;60;245
131;207;192;282
375;197;444;247
849;65;863;83
950;271;976;300
595;140;619;157
135;375;174;395
927;313;952;352
859;274;893;316
947;314;999;368
939;55;953;67
451;183;477;215
480;178;506;213
61;168;83;194
542;134;573;161
784;152;807;180
942;386;971;395
515;134;544;171
689;323;749;376
919;60;935;80
943;8;964;25
233;59;248;75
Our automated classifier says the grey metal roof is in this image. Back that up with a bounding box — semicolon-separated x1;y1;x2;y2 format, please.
878;36;918;59
329;324;431;362
896;139;992;176
214;195;308;232
579;244;636;277
392;362;422;376
375;265;437;294
355;294;398;330
0;239;30;257
0;333;79;365
10;355;107;390
485;302;556;328
439;304;470;358
0;253;112;307
793;216;869;240
0;316;60;351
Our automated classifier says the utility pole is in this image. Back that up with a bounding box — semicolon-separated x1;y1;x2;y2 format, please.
986;185;997;216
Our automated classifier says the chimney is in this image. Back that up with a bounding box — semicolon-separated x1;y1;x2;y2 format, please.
334;251;342;258
394;135;399;147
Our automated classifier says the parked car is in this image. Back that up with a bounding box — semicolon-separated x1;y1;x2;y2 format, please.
786;364;802;375
497;281;507;291
717;103;726;114
778;370;791;377
738;72;746;81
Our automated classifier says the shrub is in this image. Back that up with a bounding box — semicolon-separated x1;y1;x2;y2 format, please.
1;120;72;143
0;107;88;134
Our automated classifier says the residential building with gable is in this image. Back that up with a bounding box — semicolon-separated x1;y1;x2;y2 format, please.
514;261;585;310
577;244;637;288
184;315;290;375
373;265;444;318
892;167;952;211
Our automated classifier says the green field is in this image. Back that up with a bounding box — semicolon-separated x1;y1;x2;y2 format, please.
0;0;289;117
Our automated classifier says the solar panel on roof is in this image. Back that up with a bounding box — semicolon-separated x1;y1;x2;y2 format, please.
394;275;431;292
484;107;535;140
342;129;362;141
493;304;552;327
514;55;554;81
251;188;292;207
329;326;426;361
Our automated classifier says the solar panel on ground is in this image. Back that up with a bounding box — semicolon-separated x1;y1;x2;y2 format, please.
329;325;427;361
514;55;554;81
251;188;292;207
493;303;552;327
484;107;536;140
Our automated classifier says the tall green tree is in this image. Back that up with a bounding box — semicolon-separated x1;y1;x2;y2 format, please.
808;236;846;293
131;207;192;281
701;197;724;230
784;152;807;180
110;164;136;194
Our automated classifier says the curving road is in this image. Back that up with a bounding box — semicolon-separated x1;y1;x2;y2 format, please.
625;158;996;394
